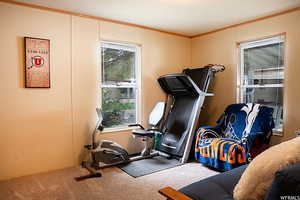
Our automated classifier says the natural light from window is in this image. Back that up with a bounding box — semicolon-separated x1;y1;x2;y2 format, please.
238;35;285;133
101;41;141;129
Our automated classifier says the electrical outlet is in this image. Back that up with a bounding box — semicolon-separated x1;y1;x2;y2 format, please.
295;130;300;137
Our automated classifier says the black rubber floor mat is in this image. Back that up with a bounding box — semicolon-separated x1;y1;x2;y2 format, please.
119;156;182;178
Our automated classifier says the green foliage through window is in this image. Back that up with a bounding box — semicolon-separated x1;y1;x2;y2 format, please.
102;48;135;83
101;42;138;128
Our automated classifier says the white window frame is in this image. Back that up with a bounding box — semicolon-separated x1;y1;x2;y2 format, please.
100;41;141;131
237;35;285;134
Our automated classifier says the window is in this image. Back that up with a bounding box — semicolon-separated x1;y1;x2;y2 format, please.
101;41;140;129
238;35;285;132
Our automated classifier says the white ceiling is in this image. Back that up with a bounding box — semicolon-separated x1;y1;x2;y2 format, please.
14;0;300;36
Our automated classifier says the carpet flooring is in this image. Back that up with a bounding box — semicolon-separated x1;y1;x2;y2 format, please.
0;163;219;200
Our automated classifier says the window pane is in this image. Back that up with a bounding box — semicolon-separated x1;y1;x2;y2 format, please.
102;87;136;128
243;42;284;85
243;87;283;130
102;47;136;85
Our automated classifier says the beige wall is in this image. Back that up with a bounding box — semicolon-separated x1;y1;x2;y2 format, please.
71;16;100;164
0;3;74;181
191;10;300;144
0;2;191;180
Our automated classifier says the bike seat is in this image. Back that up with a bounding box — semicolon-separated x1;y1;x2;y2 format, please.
132;129;155;137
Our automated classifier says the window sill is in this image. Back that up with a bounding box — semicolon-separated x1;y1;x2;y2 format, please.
273;129;283;136
101;126;137;134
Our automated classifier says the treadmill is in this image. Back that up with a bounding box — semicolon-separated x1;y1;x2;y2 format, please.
157;65;224;163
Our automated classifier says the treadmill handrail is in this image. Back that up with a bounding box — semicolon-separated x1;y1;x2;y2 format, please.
185;75;211;95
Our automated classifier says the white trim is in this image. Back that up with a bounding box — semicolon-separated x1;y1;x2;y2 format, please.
241;84;283;88
97;41;102;108
101;41;137;52
236;46;242;103
240;47;245;93
238;35;285;131
238;35;285;103
254;66;284;71
101;84;137;88
239;35;284;49
135;45;142;125
100;41;141;128
273;128;283;134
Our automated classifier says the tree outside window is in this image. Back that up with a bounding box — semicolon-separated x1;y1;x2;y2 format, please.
101;42;140;129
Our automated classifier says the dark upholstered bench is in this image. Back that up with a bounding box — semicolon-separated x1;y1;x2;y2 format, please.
179;165;247;200
159;165;247;200
159;162;300;200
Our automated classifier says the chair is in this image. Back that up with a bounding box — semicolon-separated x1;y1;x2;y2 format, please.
195;103;274;171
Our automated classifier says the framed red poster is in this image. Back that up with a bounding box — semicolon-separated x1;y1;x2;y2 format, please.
24;37;50;88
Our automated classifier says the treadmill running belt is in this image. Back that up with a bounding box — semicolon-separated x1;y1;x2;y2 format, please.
119;156;182;178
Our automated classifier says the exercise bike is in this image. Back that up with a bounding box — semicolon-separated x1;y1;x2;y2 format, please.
75;102;165;181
